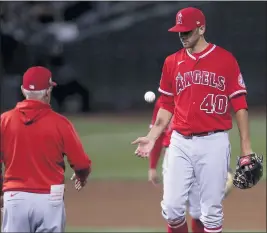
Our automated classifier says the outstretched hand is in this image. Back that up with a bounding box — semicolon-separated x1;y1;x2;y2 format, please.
132;136;155;158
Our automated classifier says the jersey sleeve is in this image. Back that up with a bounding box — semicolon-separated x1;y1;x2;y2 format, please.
230;94;248;112
227;56;247;99
158;58;174;96
158;57;175;113
60;119;92;182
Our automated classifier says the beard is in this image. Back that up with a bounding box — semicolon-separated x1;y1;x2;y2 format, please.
180;35;200;49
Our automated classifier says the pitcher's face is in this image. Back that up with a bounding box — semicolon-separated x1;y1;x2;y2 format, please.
179;26;205;49
179;28;201;49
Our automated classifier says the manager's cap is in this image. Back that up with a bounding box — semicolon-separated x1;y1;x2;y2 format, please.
168;7;206;32
22;66;57;91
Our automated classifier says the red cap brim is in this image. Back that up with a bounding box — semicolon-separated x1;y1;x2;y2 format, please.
168;25;196;32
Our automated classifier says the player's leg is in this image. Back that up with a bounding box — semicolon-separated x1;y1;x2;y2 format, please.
188;166;233;233
188;180;204;233
188;179;201;220
194;132;230;233
1;192;31;232
162;147;169;177
161;131;195;233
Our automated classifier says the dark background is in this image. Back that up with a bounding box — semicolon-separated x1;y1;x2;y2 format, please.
1;1;266;113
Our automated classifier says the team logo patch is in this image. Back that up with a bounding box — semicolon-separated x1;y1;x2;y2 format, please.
238;73;246;88
176;12;182;25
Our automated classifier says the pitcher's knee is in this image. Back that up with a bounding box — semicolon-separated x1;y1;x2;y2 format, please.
161;200;186;226
200;207;223;230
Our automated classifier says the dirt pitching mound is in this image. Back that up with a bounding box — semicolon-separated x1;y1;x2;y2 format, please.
65;180;266;231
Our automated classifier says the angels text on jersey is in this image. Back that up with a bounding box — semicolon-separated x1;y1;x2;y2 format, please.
175;70;225;95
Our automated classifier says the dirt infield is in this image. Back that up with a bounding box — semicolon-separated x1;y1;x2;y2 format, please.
65;180;266;231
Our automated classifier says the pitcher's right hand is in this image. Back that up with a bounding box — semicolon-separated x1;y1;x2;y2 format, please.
131;136;155;157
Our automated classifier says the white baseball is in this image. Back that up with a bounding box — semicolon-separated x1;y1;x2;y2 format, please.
144;91;156;103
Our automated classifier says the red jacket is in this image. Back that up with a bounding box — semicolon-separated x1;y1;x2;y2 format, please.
0;100;91;194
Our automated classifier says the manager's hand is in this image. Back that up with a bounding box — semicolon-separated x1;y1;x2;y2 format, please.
70;173;87;192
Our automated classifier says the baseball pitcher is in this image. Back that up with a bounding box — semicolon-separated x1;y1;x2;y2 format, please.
147;97;234;232
132;7;263;233
0;66;92;232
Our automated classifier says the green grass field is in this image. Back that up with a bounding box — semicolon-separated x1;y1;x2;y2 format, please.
65;114;266;180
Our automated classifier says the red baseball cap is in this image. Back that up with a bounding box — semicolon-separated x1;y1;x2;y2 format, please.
168;7;205;32
22;66;57;91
